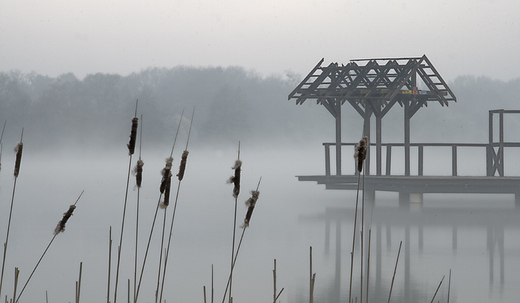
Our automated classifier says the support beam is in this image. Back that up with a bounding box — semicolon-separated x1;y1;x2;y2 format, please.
364;104;372;175
404;101;411;176
335;99;342;175
376;115;382;175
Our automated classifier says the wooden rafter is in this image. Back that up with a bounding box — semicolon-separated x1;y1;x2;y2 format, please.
289;55;456;115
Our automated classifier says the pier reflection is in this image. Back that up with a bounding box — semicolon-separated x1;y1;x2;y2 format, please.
301;197;519;303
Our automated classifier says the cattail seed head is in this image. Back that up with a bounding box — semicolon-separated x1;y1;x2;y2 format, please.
242;190;260;228
160;157;173;194
127;117;138;155
133;159;144;188
54;205;76;235
176;150;189;181
14;142;23;177
354;136;368;173
160;172;172;209
227;160;242;198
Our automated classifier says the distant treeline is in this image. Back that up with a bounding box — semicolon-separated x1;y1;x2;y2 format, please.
0;67;332;150
0;67;519;150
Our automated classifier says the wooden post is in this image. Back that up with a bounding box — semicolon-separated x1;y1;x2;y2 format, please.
418;145;423;176
499;110;504;176
452;146;458;176
325;144;331;176
376;116;382;176
364;105;372;176
487;111;493;176
385;145;392;175
335;100;342;175
404;101;411;176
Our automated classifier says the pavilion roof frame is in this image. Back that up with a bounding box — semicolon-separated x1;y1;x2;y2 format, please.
288;54;456;110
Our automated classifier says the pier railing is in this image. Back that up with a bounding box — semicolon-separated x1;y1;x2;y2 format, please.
323;142;520;177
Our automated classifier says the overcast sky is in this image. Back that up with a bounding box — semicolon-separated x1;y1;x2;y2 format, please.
1;0;519;81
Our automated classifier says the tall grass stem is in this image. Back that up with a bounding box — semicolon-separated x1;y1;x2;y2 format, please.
135;196;162;301
107;227;112;303
0;129;24;299
115;104;139;303
429;275;445;303
15;191;83;303
387;241;402;303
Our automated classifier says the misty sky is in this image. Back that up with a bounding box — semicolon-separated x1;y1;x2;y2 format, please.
1;0;519;81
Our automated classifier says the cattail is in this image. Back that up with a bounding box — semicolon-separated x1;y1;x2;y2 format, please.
160;157;173;208
160;157;173;194
133;159;144;188
14;142;23;177
227;160;241;198
160;173;172;209
354;136;368;173
176;150;189;181
127;117;138;155
242;190;260;227
54;205;76;235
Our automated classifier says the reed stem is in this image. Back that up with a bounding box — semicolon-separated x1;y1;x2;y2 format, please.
76;262;82;303
0;120;6;171
158;108;195;303
107;227;112;303
135;196;162;301
361;175;365;303
136;109;184;302
15;191;83;303
273;259;276;303
115;102;139;303
16;233;56;303
349;136;367;303
447;269;451;303
221;227;246;303
134;114;143;303
309;247;314;303
387;241;402;303
221;179;261;303
366;229;371;303
0;130;23;299
155;210;167;303
114;154;133;303
429;275;445;303
229;142;240;303
348;171;362;303
12;268;18;303
158;181;181;303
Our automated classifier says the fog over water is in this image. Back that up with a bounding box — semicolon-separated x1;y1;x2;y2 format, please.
1;141;519;303
1;62;520;303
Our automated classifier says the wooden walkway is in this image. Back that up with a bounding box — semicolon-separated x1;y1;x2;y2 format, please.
298;174;520;195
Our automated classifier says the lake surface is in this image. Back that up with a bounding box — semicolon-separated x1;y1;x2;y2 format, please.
0;145;519;303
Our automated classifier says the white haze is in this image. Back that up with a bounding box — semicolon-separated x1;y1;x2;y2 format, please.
1;0;520;81
0;143;519;303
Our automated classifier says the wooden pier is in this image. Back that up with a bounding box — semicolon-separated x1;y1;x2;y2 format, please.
288;56;520;205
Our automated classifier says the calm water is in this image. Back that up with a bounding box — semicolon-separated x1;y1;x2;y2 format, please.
0;145;519;303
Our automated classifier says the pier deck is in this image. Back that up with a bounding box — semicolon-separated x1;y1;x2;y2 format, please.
298;174;520;195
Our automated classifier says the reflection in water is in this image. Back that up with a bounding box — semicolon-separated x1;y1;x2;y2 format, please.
301;194;518;303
